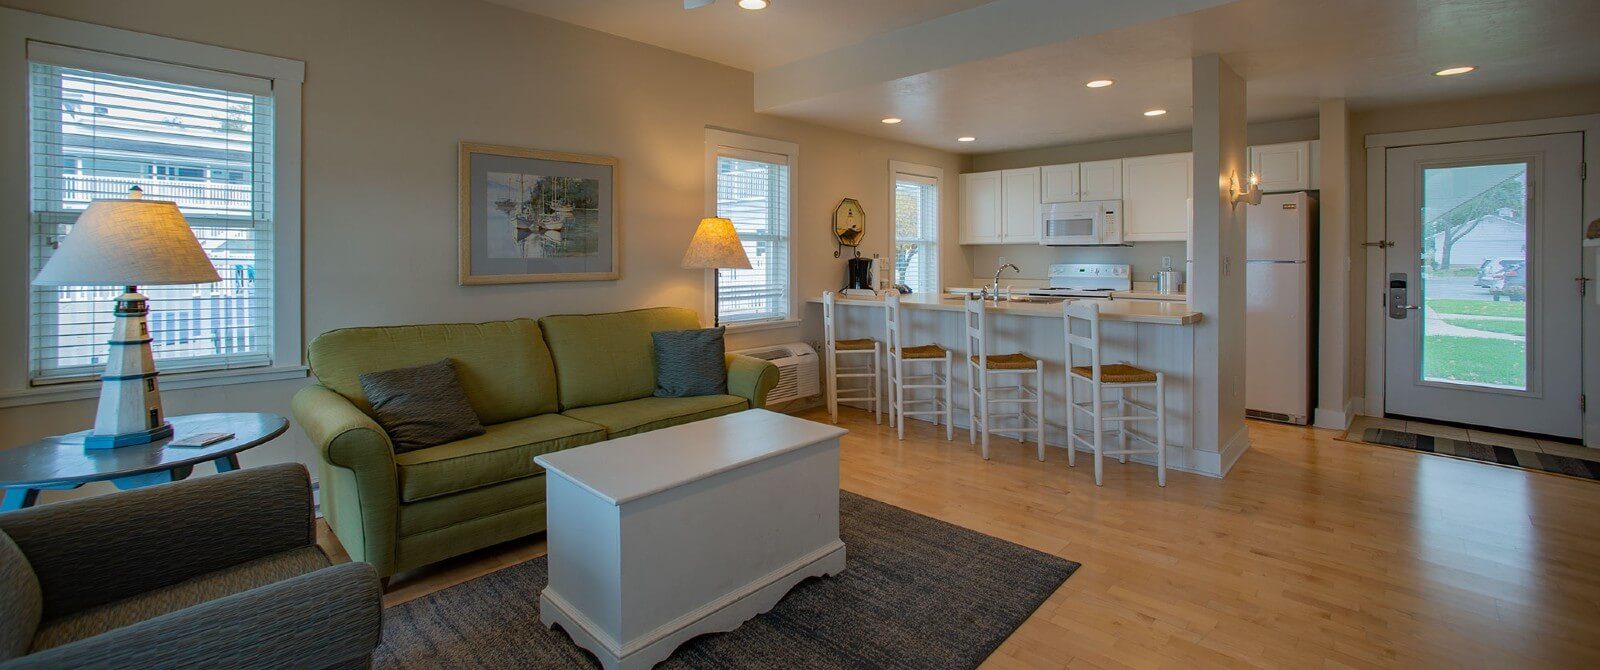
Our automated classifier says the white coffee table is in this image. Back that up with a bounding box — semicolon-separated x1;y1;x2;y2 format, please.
534;409;849;670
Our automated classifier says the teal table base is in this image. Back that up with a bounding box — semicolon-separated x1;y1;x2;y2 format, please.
0;413;282;513
1;455;240;511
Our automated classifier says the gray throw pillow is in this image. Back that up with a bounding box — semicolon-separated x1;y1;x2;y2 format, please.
652;327;728;398
359;359;485;453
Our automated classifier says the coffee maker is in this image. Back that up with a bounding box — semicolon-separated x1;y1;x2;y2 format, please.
845;257;875;291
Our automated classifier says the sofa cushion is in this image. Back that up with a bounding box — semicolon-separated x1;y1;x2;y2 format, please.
29;546;328;652
360;359;485;453
309;319;559;426
393;414;606;502
539;307;702;410
561;395;748;438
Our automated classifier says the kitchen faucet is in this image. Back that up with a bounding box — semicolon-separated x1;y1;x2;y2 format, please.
990;261;1020;298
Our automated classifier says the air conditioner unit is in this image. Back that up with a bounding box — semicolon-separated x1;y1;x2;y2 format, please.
730;342;820;405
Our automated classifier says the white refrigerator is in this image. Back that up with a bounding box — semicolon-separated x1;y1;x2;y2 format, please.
1245;192;1317;425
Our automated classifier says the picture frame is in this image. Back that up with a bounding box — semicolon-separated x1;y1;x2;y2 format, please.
458;142;620;284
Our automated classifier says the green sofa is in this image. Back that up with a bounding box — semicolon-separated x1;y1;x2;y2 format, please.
291;307;779;578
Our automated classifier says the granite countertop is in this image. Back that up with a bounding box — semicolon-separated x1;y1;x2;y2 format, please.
812;293;1202;325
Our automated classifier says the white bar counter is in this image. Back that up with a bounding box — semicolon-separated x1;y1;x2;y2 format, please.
805;293;1231;477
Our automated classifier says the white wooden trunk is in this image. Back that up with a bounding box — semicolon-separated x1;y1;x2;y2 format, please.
535;409;848;670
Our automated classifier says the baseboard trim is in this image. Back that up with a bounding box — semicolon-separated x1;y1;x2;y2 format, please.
1312;397;1359;431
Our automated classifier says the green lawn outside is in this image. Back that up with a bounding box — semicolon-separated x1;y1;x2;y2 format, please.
1441;317;1525;337
1422;335;1526;387
1426;299;1525;318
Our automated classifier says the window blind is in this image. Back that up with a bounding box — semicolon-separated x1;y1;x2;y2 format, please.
894;173;939;294
715;150;791;323
28;50;275;383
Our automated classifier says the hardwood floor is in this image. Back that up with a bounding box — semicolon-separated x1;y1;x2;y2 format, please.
322;407;1600;668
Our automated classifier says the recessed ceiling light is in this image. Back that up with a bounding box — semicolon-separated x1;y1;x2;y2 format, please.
737;0;768;9
1085;79;1114;88
1143;109;1167;117
957;137;976;142
881;117;902;124
1434;65;1476;76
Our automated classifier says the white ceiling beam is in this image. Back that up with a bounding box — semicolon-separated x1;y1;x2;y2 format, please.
754;0;1237;112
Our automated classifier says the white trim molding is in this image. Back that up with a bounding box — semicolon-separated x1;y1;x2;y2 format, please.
1363;113;1600;447
703;127;800;330
0;7;306;403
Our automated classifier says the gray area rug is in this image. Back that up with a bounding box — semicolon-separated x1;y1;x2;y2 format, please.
376;491;1078;669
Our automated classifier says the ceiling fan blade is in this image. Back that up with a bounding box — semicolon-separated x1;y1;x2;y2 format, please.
685;0;715;8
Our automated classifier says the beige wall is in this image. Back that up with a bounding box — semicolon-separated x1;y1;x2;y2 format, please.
1347;84;1600;409
0;0;963;497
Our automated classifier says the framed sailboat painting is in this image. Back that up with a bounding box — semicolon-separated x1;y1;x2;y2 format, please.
458;142;620;284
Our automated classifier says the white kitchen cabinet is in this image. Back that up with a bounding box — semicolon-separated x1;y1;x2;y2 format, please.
960;171;1003;244
1040;163;1081;203
1250;141;1312;193
1079;159;1122;201
1121;152;1192;242
1000;168;1041;243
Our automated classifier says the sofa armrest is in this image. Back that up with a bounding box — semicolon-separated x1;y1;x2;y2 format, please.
291;384;400;576
0;562;382;670
0;464;314;621
726;354;780;410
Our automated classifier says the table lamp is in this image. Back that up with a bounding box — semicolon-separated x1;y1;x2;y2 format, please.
681;217;752;326
32;187;221;448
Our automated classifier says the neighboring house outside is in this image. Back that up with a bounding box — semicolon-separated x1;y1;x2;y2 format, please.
1430;213;1525;268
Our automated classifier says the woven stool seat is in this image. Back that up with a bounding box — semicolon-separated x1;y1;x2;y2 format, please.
1070;363;1157;384
900;344;947;359
834;338;876;351
971;353;1039;370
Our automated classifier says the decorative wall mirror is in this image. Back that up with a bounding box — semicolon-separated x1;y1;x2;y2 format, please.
832;198;865;258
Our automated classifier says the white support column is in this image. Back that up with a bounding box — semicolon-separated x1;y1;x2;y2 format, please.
1315;99;1354;429
1190;54;1250;471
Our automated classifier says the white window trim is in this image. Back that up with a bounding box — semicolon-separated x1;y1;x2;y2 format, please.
889;160;944;294
703;128;799;330
1;7;306;400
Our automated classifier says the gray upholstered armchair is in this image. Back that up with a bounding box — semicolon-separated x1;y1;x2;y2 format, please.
0;463;382;669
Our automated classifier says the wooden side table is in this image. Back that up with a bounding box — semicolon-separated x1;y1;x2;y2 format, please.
0;412;289;511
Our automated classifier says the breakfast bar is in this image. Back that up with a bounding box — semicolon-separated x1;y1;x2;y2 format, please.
807;293;1227;476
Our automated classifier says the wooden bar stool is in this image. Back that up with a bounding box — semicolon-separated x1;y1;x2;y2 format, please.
1063;301;1167;486
964;297;1045;461
885;293;953;441
821;291;882;425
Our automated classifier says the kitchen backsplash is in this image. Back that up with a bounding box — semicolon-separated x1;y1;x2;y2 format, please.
964;242;1187;287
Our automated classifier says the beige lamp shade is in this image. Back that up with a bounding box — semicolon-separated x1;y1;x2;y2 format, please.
33;198;222;287
681;217;752;270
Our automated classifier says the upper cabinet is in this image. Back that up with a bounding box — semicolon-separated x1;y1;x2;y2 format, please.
1000;168;1041;243
1121;152;1192;242
960;171;1003;244
1040;163;1080;203
1079;159;1123;201
1250;141;1313;193
959;168;1040;245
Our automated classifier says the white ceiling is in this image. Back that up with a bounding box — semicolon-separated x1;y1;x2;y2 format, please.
484;0;996;71
491;0;1600;153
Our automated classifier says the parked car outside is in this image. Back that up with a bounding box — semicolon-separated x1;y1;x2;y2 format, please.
1475;257;1524;288
1491;260;1526;301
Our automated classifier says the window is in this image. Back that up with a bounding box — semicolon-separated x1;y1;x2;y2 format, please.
706;130;797;325
27;44;277;382
891;161;942;294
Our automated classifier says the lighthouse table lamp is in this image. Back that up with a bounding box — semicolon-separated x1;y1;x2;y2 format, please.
31;187;221;448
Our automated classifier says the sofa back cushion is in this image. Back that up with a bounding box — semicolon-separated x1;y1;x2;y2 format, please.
539;307;702;410
0;531;41;662
309;319;558;425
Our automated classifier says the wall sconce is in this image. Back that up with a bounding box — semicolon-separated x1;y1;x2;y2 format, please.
1231;171;1263;207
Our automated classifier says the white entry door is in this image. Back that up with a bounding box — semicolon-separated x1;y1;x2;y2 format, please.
1384;133;1584;437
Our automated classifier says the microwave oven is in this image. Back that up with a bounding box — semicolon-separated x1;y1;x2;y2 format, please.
1040;199;1122;246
